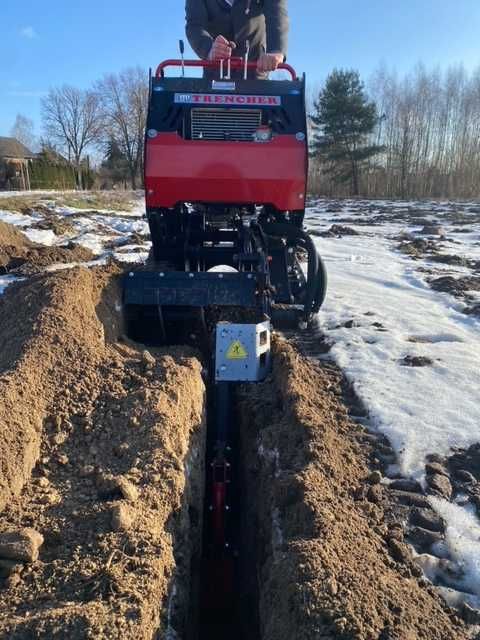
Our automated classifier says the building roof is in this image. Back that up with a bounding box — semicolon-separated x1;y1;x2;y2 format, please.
0;137;36;160
38;146;69;166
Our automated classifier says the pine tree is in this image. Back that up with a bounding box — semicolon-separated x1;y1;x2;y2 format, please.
100;139;130;187
311;70;383;196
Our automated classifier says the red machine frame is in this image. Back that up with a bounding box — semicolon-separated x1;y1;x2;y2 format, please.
145;59;307;213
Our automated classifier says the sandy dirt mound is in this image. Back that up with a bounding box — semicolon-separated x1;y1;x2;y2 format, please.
0;221;32;250
0;221;33;267
0;220;93;273
0;267;206;639
240;339;468;640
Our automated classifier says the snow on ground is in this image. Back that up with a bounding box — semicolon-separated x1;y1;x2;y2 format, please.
0;193;149;261
431;497;480;597
2;191;480;597
23;229;58;246
43;257;110;272
112;250;150;263
0;190;77;199
0;193;150;295
1;194;478;473
81;213;149;235
0;210;39;227
0;276;22;294
307;198;480;597
311;220;479;479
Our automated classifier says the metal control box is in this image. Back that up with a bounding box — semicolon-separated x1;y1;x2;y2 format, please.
215;321;271;382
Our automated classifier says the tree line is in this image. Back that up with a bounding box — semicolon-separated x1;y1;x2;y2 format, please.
11;62;480;198
41;67;148;190
11;68;149;190
309;64;480;199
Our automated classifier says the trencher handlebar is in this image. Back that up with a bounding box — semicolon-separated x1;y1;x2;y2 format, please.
155;58;298;81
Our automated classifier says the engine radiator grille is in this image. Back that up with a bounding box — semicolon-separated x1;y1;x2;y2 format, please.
191;108;262;142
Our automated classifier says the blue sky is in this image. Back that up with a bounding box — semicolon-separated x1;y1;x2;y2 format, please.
1;0;479;136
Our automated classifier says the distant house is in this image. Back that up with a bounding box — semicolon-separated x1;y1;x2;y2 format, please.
0;136;36;191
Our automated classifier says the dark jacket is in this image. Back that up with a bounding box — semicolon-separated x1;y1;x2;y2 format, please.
185;0;289;61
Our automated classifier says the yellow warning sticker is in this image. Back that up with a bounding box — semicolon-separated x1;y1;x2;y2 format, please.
226;340;248;360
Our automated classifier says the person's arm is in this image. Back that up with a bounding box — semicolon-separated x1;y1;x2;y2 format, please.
185;0;214;59
263;0;289;57
257;0;289;72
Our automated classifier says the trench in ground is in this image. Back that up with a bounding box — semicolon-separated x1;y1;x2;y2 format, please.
135;310;263;639
132;312;470;639
194;382;261;640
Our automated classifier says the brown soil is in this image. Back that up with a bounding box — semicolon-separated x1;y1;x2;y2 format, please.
397;237;439;258
0;249;475;639
463;303;480;317
400;355;434;367
429;275;480;297
0;221;33;260
447;444;480;513
239;338;468;640
0;221;94;273
0;267;206;639
311;224;360;238
430;254;471;267
29;207;77;236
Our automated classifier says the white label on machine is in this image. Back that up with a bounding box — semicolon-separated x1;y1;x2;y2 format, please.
174;93;282;106
227;340;248;360
211;81;236;91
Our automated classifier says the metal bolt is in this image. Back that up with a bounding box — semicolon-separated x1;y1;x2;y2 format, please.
129;272;134;277
218;274;224;279
189;273;194;278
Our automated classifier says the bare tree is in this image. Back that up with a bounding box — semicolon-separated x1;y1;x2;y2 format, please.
41;86;102;189
10;114;37;150
96;68;148;189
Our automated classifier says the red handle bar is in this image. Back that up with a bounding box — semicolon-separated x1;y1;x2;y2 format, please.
155;58;298;81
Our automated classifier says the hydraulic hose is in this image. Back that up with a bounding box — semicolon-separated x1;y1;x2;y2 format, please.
259;222;327;320
314;252;328;312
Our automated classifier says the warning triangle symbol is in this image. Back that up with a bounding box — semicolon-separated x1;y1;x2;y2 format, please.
227;340;248;360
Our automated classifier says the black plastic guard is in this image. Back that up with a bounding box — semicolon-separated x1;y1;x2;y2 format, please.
123;271;259;307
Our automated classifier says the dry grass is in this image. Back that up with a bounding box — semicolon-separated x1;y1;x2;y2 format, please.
0;191;138;213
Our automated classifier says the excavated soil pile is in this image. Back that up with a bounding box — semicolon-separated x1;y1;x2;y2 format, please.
239;338;468;640
0;221;93;274
0;267;206;639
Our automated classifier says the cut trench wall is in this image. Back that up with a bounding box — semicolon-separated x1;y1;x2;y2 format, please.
238;338;468;640
0;267;207;640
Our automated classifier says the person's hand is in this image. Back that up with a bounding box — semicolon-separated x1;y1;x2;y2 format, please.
257;53;284;73
209;35;236;61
